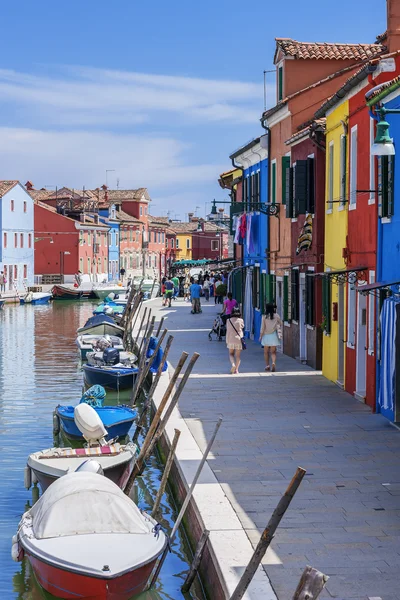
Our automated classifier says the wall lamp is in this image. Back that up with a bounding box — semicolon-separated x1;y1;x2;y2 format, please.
370;105;400;156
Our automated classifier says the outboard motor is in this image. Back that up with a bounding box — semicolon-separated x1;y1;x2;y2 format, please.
103;347;120;365
74;404;107;446
76;459;104;475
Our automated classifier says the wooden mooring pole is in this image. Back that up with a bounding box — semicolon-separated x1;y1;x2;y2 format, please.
229;466;306;600
148;418;222;589
181;529;210;593
151;428;181;517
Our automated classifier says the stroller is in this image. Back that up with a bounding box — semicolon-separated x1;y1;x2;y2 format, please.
208;313;227;341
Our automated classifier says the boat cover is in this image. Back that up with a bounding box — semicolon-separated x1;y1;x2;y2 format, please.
30;472;153;539
83;314;115;328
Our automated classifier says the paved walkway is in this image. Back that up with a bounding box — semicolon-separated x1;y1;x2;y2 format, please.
151;297;400;600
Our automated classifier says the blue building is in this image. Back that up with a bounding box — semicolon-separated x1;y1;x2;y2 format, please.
0;181;34;291
99;202;119;281
367;82;400;422
229;134;269;340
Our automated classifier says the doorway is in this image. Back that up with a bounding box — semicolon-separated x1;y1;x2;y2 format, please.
299;274;307;362
356;291;367;399
276;276;283;353
337;283;345;387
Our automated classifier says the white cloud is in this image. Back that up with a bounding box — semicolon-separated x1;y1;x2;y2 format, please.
0;66;264;126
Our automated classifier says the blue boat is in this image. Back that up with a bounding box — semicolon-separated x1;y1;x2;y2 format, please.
0;299;4;309
56;386;137;440
93;301;124;316
77;314;124;337
83;364;139;390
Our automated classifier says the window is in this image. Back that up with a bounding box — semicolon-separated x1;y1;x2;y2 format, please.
339;134;347;206
87;257;91;275
306;156;315;214
23;201;27;213
23;265;27;279
271;160;277;204
171;238;174;248
252;266;260;309
140;206;143;216
108;232;112;247
243;176;249;206
261;273;276;311
14;233;17;248
370;118;376;204
130;228;133;242
158;232;161;244
115;232;119;246
109;260;112;274
322;277;331;334
144;206;147;215
87;231;91;246
291;269;299;322
28;233;32;248
283;273;290;322
211;240;219;251
305;272;315;326
379;155;394;219
104;257;107;272
10;200;14;211
285;165;294;218
176;238;179;249
347;283;356;347
293;160;307;216
20;233;24;248
154;231;157;243
129;254;133;268
349;125;357;207
368;271;375;354
79;257;84;273
281;156;290;205
186;238;190;249
328;142;334;211
3;233;7;248
278;65;283;102
14;265;17;280
162;232;165;244
111;208;116;219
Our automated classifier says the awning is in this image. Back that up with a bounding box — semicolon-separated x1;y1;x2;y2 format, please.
356;280;400;296
313;266;367;284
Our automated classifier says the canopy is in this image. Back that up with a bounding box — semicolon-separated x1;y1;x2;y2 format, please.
30;472;153;540
84;314;115;327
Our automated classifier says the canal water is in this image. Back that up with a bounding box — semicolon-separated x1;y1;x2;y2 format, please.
0;301;205;600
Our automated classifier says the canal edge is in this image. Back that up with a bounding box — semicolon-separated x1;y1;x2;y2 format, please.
152;369;277;600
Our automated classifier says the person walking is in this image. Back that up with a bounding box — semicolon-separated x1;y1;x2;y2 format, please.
171;274;180;300
259;303;282;372
221;292;237;321
119;267;126;282
0;271;5;293
226;307;244;374
190;279;202;313
202;276;210;301
164;277;174;307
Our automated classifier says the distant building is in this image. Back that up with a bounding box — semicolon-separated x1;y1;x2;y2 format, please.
0;181;34;290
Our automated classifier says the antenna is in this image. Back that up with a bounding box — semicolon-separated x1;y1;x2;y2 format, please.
116;178;120;189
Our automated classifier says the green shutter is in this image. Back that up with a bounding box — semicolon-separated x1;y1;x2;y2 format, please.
285;167;294;218
278;67;283;101
340;135;347;206
382;155;395;218
306;157;315;214
294;160;308;215
322;277;331;334
281;156;290;205
271;162;276;204
306;273;314;326
283;274;289;322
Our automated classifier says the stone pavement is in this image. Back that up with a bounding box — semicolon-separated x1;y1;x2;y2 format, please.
151;297;400;600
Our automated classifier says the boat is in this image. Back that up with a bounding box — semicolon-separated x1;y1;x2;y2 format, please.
83;348;139;391
26;403;138;492
14;471;167;600
77;314;124;337
51;284;94;300
55;385;137;440
93;301;125;316
92;282;126;300
0;299;4;310
76;334;124;360
20;291;52;305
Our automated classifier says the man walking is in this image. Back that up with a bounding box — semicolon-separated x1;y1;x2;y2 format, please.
190;279;202;314
164;277;174;307
171;274;180;300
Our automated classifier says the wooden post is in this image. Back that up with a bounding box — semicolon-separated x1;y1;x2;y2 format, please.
139;308;152;355
148;419;222;589
134;306;147;345
143;352;199;463
229;467;306;600
151;428;181;517
181;529;210;593
131;316;155;404
292;566;329;600
124;351;188;494
131;328;168;406
120;284;136;328
156;316;165;338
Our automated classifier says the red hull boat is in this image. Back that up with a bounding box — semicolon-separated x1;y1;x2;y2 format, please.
52;285;94;300
15;472;167;600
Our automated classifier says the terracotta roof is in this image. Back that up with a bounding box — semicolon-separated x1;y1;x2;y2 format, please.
169;221;223;233
148;215;169;225
366;75;400;105
116;210;141;224
28;188;53;202
285;118;326;146
0;180;19;196
275;38;385;62
94;188;150;203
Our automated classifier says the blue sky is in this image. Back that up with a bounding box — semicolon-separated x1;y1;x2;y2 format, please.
0;0;386;219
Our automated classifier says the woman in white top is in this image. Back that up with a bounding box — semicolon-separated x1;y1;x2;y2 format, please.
259;303;282;372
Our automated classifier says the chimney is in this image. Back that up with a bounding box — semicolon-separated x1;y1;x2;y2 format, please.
25;181;34;190
188;212;194;222
387;0;400;52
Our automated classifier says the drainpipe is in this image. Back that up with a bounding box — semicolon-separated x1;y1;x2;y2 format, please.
260;120;272;275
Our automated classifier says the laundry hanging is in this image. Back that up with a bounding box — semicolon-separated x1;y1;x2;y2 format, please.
378;297;398;415
246;214;252;253
233;216;240;244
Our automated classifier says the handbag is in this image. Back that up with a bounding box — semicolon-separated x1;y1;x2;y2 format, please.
230;319;247;350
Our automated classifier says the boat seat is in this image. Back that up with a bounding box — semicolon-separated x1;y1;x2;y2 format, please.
38;444;123;459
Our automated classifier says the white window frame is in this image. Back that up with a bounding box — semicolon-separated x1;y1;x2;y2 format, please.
368;271;375;355
277;61;284;102
347;283;356;348
87;231;91;246
327;141;334;213
349;125;358;209
186;238;190;250
369;118;376;205
115;232;119;246
338;134;346;211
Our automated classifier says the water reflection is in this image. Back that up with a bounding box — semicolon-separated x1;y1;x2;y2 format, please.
0;302;204;600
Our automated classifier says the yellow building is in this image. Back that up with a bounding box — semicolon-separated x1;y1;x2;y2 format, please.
321;100;349;386
170;223;193;260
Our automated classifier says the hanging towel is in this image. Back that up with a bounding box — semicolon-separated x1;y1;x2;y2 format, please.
239;214;247;240
233;216;240;244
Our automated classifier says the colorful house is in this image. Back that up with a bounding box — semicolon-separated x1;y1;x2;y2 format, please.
0;181;34;290
97;186;120;281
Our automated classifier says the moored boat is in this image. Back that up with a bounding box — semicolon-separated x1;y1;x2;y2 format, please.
15;471;167;600
93;301;125;316
20;291;52;305
83;364;139;390
92;282;126;300
51;284;93;300
77;314;124;337
76;334;124;360
0;299;4;309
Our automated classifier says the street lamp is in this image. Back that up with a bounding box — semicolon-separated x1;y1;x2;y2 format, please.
370;105;399;156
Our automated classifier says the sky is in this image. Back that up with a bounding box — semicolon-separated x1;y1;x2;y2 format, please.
0;0;386;220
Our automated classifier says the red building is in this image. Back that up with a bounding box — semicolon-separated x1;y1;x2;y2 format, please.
191;221;229;261
116;209;142;277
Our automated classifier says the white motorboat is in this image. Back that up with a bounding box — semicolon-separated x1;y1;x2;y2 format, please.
76;334;124;360
92;282;126;300
26;404;138;492
20;291;52;305
14;471;167;600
